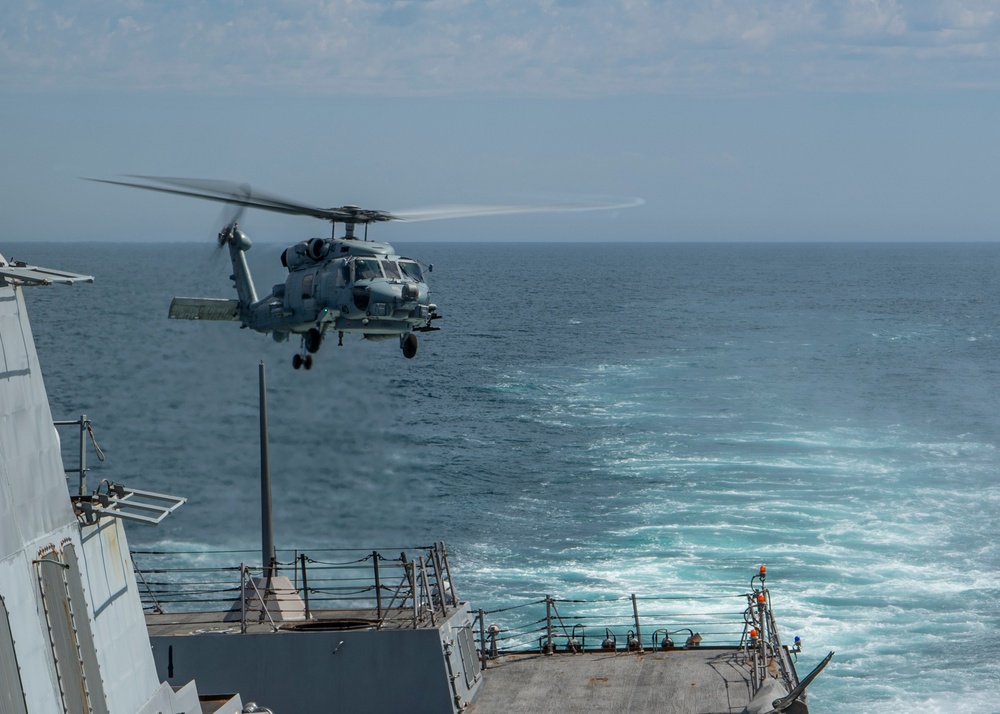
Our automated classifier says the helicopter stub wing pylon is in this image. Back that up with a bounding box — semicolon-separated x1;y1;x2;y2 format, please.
168;297;241;321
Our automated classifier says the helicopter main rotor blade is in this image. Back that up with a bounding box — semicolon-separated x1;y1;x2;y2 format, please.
128;176;391;223
87;176;643;226
86;176;397;224
214;182;250;229
389;197;645;222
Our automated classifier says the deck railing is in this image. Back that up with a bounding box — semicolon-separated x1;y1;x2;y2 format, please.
134;550;800;694
131;541;459;630
468;565;800;696
470;590;750;665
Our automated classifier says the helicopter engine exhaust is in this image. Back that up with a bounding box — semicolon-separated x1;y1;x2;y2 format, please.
282;239;330;271
307;238;329;260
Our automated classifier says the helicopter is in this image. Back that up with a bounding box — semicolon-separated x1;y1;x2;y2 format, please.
90;175;642;369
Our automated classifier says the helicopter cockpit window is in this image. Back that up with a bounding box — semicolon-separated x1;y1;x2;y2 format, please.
353;258;382;281
381;260;401;280
335;260;349;287
398;260;423;282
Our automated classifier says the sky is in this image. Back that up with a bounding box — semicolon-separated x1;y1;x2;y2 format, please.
2;0;1000;242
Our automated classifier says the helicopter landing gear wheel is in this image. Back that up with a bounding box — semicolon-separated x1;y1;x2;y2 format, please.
303;354;313;370
401;333;418;359
292;353;303;370
305;328;323;354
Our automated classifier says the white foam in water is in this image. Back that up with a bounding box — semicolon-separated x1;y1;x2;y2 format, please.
19;241;1000;712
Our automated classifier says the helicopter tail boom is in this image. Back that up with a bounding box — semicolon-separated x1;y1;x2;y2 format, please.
224;227;259;310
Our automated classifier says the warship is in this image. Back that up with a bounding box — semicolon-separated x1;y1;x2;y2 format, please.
0;255;829;713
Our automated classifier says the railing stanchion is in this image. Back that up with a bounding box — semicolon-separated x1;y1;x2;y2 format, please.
78;415;88;496
478;608;487;669
430;545;447;616
439;541;459;607
419;557;436;626
300;553;311;620
544;595;553;654
240;563;247;634
130;553;163;614
410;561;419;628
373;551;383;621
631;593;644;653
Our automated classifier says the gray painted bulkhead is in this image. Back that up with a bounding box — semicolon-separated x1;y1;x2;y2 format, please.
0;279;211;714
152;606;482;713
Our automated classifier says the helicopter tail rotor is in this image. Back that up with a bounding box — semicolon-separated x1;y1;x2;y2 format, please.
213;184;251;253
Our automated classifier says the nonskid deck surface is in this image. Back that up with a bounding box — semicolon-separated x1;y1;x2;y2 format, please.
469;648;754;714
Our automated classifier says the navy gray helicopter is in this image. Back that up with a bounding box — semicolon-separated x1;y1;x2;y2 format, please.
90;176;641;369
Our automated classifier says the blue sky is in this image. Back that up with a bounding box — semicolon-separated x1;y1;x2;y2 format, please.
2;0;999;241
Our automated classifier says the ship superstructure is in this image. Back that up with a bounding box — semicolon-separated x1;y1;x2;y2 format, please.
0;256;241;714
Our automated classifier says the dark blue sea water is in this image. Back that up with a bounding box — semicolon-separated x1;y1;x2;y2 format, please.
13;240;1000;713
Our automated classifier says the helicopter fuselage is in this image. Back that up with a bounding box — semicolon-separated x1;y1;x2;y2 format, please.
244;237;435;340
169;226;439;368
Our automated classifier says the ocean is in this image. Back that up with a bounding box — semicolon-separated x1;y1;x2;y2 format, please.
13;240;1000;713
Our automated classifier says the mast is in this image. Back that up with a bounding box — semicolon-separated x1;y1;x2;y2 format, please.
259;361;275;578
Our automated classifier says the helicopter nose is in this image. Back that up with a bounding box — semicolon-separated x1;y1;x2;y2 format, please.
369;282;424;305
367;283;398;305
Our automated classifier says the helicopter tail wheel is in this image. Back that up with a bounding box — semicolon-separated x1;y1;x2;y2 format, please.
401;333;418;359
305;328;323;354
292;353;303;370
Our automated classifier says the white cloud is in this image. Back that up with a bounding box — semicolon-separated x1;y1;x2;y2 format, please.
0;0;998;95
841;0;907;37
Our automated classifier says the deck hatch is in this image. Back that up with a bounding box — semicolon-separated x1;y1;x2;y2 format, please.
458;625;481;688
36;551;90;714
63;544;110;714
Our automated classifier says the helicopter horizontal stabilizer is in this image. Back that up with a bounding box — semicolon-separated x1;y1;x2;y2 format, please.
168;297;241;321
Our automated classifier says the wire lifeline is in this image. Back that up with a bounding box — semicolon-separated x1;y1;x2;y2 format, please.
482;599;547;615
